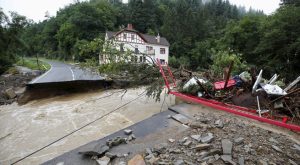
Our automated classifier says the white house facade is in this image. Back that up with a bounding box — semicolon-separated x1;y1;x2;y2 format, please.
100;24;170;65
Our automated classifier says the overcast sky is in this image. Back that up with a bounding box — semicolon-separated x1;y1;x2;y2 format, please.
0;0;280;22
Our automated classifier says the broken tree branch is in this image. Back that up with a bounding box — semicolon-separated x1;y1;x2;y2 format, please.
224;61;234;89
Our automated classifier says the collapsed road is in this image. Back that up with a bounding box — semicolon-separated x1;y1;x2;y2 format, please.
29;60;103;84
18;61;110;104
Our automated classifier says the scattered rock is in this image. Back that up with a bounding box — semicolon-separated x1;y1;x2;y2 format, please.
105;152;117;159
222;139;233;155
244;144;251;153
269;137;279;144
196;116;209;123
153;143;168;154
170;148;182;154
201;133;214;143
124;129;133;135
147;156;159;164
272;145;283;153
145;148;152;156
183;140;192;146
215;119;224;128
214;154;220;160
96;156;110;165
128;154;146;165
207;149;222;156
257;159;268;165
238;157;245;165
172;114;191;124
127;134;136;141
189;121;208;129
168;138;175;143
179;137;189;144
5;88;16;99
191;134;201;142
288;159;297;165
78;144;109;156
200;162;208;165
174;159;184;165
221;155;236;165
106;137;127;147
234;137;244;145
292;144;300;153
191;144;211;151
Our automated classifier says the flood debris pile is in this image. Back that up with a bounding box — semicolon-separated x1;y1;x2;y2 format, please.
132;113;299;165
175;62;300;124
0;71;38;105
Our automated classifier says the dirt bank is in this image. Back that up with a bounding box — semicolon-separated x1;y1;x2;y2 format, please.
0;72;37;105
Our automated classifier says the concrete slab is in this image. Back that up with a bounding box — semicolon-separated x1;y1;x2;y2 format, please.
42;109;188;165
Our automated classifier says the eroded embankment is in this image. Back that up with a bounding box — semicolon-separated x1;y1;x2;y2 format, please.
18;80;118;105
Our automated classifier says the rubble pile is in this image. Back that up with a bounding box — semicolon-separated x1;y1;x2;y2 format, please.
78;129;137;165
173;65;300;124
80;113;300;165
0;73;36;105
136;113;299;165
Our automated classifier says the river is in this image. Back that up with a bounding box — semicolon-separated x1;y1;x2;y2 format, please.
0;87;174;165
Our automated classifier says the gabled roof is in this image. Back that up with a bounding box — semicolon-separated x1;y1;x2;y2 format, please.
106;30;170;47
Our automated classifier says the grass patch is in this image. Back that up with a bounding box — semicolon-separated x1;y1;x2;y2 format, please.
6;67;19;74
17;58;51;71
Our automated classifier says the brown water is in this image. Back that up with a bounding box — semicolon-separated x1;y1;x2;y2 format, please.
0;87;174;165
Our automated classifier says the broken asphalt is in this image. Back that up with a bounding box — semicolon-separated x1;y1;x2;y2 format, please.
42;103;300;165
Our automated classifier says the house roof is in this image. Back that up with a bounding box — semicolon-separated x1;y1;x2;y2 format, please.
106;30;170;46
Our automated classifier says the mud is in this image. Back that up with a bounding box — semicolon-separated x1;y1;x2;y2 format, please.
0;87;175;165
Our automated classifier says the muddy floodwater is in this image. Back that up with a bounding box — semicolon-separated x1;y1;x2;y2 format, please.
0;87;175;165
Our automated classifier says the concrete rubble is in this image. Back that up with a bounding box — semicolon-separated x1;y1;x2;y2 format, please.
140;113;299;164
77;111;300;165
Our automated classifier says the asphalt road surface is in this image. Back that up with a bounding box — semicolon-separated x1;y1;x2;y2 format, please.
29;60;103;84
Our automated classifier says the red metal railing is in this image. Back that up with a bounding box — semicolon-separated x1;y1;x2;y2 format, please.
157;60;300;132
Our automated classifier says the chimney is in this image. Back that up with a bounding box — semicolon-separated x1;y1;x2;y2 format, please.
127;24;133;30
156;33;160;43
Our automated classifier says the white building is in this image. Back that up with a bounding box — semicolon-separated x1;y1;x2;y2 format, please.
100;24;170;65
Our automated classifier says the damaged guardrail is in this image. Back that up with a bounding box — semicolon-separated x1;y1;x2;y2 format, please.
157;59;300;131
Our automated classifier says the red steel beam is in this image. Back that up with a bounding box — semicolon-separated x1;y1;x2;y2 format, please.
170;91;300;132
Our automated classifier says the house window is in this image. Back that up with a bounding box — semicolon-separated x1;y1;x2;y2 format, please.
146;46;153;51
135;48;139;54
160;59;165;65
123;33;126;40
160;48;165;54
134;56;138;62
143;56;146;62
140;56;143;62
131;34;134;41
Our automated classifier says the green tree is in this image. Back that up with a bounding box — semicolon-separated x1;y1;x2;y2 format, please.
255;5;300;80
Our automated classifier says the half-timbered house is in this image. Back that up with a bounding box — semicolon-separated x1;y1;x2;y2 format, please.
100;24;170;65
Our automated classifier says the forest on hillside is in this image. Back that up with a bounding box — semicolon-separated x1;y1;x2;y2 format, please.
0;0;299;81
